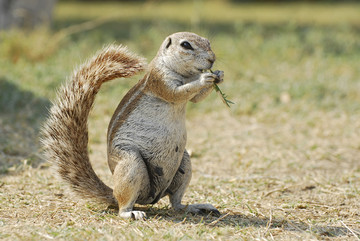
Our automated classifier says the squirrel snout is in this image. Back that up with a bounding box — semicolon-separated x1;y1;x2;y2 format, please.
208;58;215;65
207;52;216;66
207;57;215;69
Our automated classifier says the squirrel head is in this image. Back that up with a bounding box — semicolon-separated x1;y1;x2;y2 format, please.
155;32;216;78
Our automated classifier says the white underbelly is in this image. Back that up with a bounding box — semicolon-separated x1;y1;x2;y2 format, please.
114;94;187;180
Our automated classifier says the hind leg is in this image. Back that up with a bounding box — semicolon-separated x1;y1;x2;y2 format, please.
110;149;149;219
167;150;220;216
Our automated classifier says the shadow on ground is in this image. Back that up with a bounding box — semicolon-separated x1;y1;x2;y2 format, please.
211;213;357;238
150;208;359;238
0;78;50;174
97;205;359;238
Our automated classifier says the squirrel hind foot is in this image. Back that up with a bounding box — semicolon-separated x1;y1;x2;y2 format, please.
175;203;221;217
119;210;147;220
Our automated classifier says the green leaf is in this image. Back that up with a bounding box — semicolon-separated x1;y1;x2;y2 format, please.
213;83;234;108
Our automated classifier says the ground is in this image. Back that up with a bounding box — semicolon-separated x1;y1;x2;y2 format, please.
0;1;359;240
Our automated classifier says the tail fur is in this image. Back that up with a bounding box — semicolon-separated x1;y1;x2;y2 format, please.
41;45;146;205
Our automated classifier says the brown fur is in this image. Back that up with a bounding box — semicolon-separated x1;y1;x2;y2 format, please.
41;45;146;205
42;32;223;219
107;78;146;147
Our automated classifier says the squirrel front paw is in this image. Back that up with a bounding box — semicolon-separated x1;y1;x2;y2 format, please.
200;70;224;85
212;70;224;84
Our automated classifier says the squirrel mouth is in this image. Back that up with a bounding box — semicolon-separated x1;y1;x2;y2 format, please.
199;69;210;73
200;69;214;73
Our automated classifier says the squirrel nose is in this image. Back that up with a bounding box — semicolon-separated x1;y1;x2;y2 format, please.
207;52;216;66
207;58;215;68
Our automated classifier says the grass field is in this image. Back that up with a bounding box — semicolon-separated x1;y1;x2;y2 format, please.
1;1;360;240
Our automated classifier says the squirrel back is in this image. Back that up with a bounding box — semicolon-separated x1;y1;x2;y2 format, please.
41;45;146;205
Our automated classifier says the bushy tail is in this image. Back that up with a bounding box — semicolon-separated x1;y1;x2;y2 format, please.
41;45;146;205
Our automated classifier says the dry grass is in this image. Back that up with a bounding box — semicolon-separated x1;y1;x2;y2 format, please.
1;109;359;240
1;1;360;240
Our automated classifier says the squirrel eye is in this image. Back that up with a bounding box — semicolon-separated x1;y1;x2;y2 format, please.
180;41;194;50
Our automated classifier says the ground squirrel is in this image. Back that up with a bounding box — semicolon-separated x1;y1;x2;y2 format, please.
42;32;224;219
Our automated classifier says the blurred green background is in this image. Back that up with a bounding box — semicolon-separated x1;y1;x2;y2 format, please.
0;0;359;172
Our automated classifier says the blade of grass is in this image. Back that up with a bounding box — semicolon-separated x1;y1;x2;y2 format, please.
213;83;234;108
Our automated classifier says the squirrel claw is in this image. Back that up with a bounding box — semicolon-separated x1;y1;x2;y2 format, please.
201;72;223;84
212;70;224;84
184;204;221;216
209;69;224;84
119;210;147;220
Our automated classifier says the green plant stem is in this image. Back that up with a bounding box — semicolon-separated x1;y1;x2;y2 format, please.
213;83;234;108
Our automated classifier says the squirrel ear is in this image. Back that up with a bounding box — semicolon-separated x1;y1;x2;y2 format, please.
165;37;172;49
